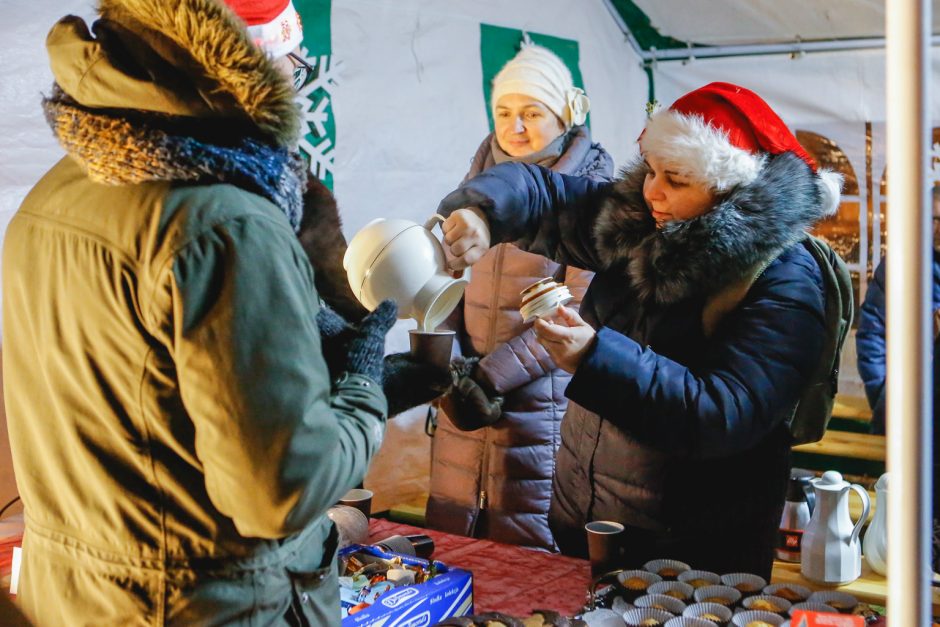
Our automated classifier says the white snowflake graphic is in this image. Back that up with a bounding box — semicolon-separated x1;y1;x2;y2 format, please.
293;47;340;183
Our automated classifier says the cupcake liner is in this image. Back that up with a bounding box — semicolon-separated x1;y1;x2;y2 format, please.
635;593;688;614
648;581;695;602
617;570;663;601
664;618;715;627
581;607;628;626
683;602;733;626
643;559;692;580
805;590;858;613
611;596;635;615
623;608;675;627
741;595;791;616
730;609;785;626
719;573;767;596
760;584;810;603
787;601;836;616
678;570;721;589
693;585;742;607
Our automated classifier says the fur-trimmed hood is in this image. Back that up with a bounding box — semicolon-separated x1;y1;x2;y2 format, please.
593;152;832;305
46;0;298;147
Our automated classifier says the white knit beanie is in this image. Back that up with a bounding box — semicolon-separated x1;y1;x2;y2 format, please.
491;43;590;129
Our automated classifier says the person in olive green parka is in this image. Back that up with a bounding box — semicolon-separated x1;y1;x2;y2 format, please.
2;0;397;624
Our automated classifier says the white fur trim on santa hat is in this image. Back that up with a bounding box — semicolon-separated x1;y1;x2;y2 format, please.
640;110;765;192
817;169;843;217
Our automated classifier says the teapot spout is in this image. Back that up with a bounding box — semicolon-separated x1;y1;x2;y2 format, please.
413;273;469;331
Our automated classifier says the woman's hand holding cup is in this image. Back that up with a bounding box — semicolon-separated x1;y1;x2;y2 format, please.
533;305;596;374
442;208;491;271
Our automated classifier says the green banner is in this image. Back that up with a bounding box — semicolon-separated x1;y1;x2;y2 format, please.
479;23;589;131
294;0;335;189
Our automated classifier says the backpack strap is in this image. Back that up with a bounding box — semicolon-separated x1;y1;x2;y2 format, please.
702;253;780;338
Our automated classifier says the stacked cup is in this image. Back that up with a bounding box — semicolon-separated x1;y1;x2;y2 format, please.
519;278;573;323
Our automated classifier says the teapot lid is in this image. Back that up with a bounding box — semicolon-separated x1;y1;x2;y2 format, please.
813;470;848;491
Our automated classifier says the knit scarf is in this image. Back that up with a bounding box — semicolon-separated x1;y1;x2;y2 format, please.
490;132;566;169
42;86;307;231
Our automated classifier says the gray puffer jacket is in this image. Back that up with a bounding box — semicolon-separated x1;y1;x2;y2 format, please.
426;126;613;550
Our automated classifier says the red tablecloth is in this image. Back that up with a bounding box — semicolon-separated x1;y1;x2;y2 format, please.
367;519;591;617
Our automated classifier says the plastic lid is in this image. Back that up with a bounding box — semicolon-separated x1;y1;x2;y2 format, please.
813;470;847;491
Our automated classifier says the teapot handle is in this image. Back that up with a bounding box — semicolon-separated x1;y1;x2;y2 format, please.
848;483;872;544
423;214;446;231
423;214;470;280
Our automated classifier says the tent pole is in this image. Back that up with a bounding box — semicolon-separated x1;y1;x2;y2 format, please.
635;35;940;63
885;0;933;624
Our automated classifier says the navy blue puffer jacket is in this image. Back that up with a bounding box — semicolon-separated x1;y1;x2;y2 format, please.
438;153;829;577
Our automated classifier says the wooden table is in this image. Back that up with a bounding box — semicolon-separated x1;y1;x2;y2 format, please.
793;431;886;462
772;560;940;614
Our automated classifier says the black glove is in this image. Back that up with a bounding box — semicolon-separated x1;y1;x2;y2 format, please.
382;353;453;417
317;304;451;413
344;300;397;382
316;303;356;380
439;356;503;432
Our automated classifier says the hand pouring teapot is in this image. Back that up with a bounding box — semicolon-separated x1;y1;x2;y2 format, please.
800;470;871;585
344;214;469;331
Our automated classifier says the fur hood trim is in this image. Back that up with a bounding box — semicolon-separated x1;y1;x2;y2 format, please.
593;152;829;305
96;0;299;147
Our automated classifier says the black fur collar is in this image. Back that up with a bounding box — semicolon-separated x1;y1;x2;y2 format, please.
592;152;828;305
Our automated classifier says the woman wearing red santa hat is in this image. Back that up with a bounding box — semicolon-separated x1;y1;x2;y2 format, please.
437;82;842;576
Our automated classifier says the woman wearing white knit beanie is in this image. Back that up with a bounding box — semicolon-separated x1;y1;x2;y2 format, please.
426;42;613;551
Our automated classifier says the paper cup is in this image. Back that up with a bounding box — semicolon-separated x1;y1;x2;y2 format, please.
647;581;694;603
585;521;625;577
409;329;455;369
692;585;741;608
805;590;858;613
787;601;836;617
664;618;718;627
678;570;721;590
741;595;791;616
623;608;675;627
635;593;687;614
682;602;733;626
338;488;373;518
719;573;766;596
643;559;691;580
616;569;663;601
731;610;785;626
761;583;810;604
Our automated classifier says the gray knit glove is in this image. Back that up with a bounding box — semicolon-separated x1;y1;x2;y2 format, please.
343;300;397;382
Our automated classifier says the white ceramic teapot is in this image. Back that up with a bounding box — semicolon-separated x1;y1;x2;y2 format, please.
800;470;871;585
344;214;469;331
862;472;888;575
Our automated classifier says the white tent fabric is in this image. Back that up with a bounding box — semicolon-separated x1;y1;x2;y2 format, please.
633;0;940;45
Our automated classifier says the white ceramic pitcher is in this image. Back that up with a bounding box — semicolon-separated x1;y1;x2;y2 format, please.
862;472;888;575
800;470;871;585
344;214;469;331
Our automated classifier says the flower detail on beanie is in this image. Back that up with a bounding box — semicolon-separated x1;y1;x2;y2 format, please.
567;88;590;126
